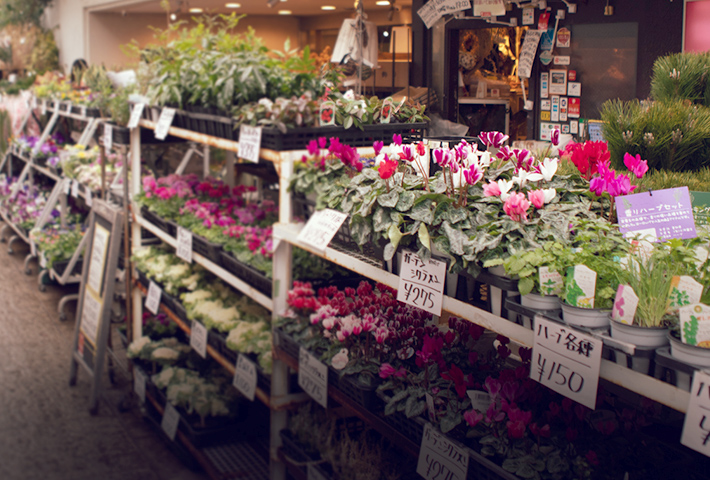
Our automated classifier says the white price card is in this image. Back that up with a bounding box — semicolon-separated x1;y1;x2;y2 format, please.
154;107;176;140
80;106;87;117
298;346;328;408
397;250;447;316
41;99;47;115
176;227;193;263
127;103;145;129
531;317;603;409
86;189;93;207
145;280;162;315
103;123;113;153
467;390;491;413
682;370;710;456
238;125;262;163
190;320;208;359
417;423;469;480
40;252;47;269
161;402;180;441
233;354;257;402
71;180;79;198
63;178;71;195
307;464;329;480
296;209;348;251
134;368;146;404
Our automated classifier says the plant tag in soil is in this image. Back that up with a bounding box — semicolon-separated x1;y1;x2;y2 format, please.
307;464;328;480
539;267;563;296
86;190;93;207
612;285;638;325
176;227;192;263
417;423;469;480
425;393;436;421
103;123;113;153
532;316;602;409
397;250;447;316
466;390;491;412
238;125;262;163
298;347;328;408
71;180;80;198
145;280;161;315
190;321;208;359
127;103;145;129
682;370;710;456
161;403;180;441
297;209;348;252
669;276;703;312
233;354;257;402
134;368;146;404
380;97;394;124
680;304;710;346
319;100;336;126
154;107;176;140
564;265;596;308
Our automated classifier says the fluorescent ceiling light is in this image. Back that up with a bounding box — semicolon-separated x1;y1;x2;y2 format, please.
225;3;241;7
278;10;292;14
189;7;203;13
376;1;391;5
321;5;336;10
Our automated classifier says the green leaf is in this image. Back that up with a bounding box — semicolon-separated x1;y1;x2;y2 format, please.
516;463;539;479
373;207;390;233
404;395;421;418
518;276;535;296
378;190;399;208
418;223;431;251
384;242;396;262
408;200;434;224
396;190;416;211
503;459;523;473
388;223;403;250
439;411;461;433
385;398;398;416
442;221;469;256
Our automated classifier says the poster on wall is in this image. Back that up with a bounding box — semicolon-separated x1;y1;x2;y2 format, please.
522;7;535;25
560;97;568;122
568;98;581;118
556;27;571;48
540;72;549;98
541;99;551;110
549;70;567;95
551;96;560;122
473;0;505;17
568;82;582;96
518;30;544;78
540;122;560;142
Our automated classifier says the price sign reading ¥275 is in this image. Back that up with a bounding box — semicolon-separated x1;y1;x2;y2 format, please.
296;209;348;251
417;423;469;480
532;317;603;409
397;250;447;316
682;370;710;457
298;347;328;408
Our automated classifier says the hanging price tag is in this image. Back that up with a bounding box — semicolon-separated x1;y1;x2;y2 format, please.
103;124;113;153
466;390;491;413
190;320;208;358
296;209;348;251
127;103;145;129
233;354;257;401
176;227;193;263
682;370;710;456
417;423;469;480
86;189;93;207
71;180;80;198
532;317;603;409
298;347;328;408
397;250;447;316
238;125;262;163
154;107;176;140
145;280;162;315
161;403;180;441
134;368;146;404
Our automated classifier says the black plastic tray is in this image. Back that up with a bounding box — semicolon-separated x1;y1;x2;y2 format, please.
219;250;272;296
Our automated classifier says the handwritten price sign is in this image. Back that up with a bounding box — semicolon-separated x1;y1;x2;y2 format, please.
161;403;180;441
417;423;469;480
190;320;208;359
145;280;162;315
127;103;145;129
682;370;710;457
297;209;348;251
232;354;257;401
397;250;447;316
298;347;328;408
531;317;602;409
238;125;262;163
176;227;193;263
154;107;176;140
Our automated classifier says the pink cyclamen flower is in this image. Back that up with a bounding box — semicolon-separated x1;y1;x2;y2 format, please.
464;410;484;428
528;189;546;209
373;140;384;156
479;131;509;149
482;181;501;197
623;152;649;179
503;192;531;222
463;163;484;186
432;148;452;168
551;127;560;146
392;133;402;146
379;363;396;379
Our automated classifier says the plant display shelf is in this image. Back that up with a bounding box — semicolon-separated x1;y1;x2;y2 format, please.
142;383;270;480
271;222;691;414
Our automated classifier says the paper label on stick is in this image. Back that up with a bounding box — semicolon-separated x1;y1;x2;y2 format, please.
380;97;394;124
539;267;563;296
134;368;146;404
319;100;336;126
190;320;208;358
298;347;328;408
297;209;348;251
669;276;704;312
176;227;193;263
680;304;710;347
161;403;180;441
154;107;176;141
564;265;596;308
612;285;639;325
127;103;145;129
145;280;161;315
532;317;603;410
103;124;113;153
417;423;469;480
238;125;262;163
397;250;447;316
233;354;257;402
467;390;491;412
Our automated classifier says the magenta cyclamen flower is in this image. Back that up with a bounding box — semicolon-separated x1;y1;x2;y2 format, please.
373;140;384;156
551;127;560;146
392;133;402;146
503;192;531;222
479;131;509;149
432;148;452;168
463;163;483;185
623;152;649;179
463;410;484;428
482;182;501;197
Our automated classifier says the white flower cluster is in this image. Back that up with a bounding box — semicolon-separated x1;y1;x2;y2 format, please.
226;320;273;373
152;366;235;420
127;336;190;364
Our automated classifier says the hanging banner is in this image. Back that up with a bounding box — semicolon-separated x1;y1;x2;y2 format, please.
518;30;544;79
473;0;505;17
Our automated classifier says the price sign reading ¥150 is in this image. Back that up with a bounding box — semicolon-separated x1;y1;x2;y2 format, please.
296;209;348;251
298;347;328;408
417;423;469;480
233;354;257;402
531;317;603;409
238;125;262;163
176;227;193;264
397;250;447;316
682;370;710;457
154;107;176;140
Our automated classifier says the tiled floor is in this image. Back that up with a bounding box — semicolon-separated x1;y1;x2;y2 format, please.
0;239;207;480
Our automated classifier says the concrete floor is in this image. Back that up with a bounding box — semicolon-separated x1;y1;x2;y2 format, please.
0;239;208;480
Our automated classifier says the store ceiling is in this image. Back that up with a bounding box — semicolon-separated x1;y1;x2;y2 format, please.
96;0;412;17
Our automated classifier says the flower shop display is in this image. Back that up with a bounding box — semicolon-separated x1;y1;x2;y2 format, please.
57;144;120;190
0;178;57;234
30;222;85;271
128;336;192;372
11;132;67;165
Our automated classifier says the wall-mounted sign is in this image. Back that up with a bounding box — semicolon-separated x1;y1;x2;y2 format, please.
568;98;581;118
540;72;549;98
549;70;568;95
568;82;582;97
556;27;571;48
553;56;571;65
